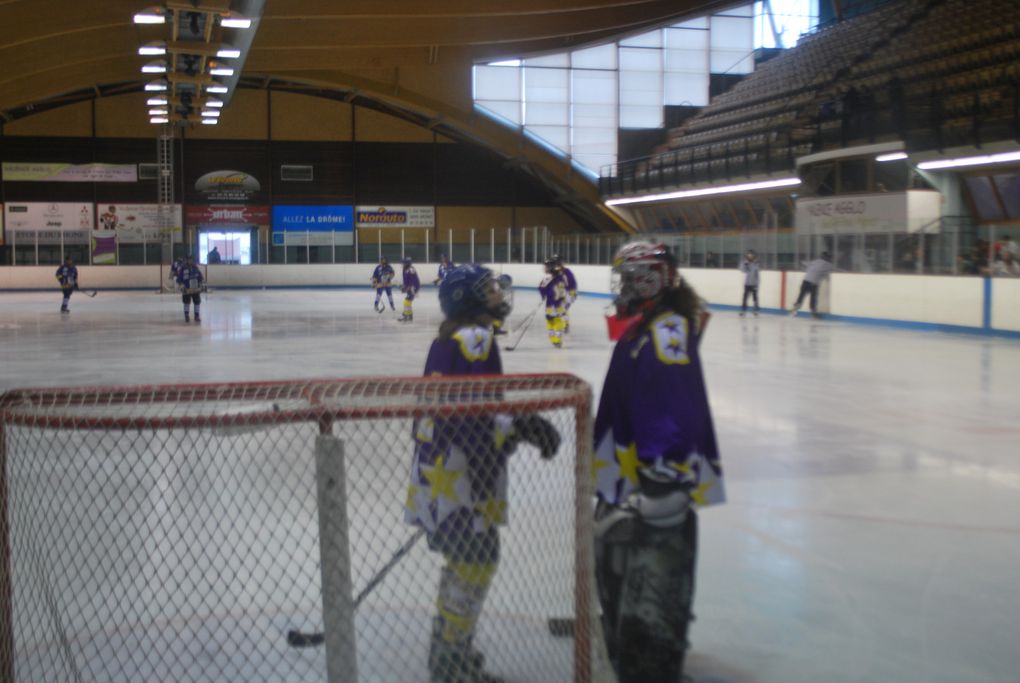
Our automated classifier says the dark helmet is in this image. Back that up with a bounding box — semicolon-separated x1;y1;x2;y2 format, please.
402;256;413;266
610;241;677;317
544;257;561;274
439;264;512;320
552;253;564;268
380;255;389;263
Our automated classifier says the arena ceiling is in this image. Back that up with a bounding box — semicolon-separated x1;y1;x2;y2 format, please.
0;0;737;232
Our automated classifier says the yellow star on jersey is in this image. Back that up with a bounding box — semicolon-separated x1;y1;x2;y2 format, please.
475;497;507;529
591;455;611;484
669;459;696;482
422;456;462;503
690;480;714;506
615;442;641;484
405;484;420;513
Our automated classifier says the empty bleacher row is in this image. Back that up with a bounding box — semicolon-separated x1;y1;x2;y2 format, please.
602;0;1020;199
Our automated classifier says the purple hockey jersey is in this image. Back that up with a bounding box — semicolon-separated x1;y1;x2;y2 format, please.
593;311;725;507
404;325;516;535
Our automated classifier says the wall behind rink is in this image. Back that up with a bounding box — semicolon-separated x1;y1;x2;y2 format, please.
1;264;1018;336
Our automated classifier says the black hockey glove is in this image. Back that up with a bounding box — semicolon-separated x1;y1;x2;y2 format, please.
513;414;561;459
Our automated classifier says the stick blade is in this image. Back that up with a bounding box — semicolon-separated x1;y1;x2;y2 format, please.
286;630;324;647
547;618;575;638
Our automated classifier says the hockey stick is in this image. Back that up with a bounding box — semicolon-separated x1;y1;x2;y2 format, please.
74;285;97;298
286;528;426;647
504;301;544;352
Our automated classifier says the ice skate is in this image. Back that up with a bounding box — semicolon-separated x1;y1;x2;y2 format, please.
739;310;746;317
184;312;190;322
375;300;385;314
60;306;69;314
429;634;503;683
194;314;201;323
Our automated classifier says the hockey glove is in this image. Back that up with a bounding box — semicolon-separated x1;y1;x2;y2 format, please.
513;414;561;459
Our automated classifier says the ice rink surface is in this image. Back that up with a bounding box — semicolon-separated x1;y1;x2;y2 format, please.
2;286;1019;683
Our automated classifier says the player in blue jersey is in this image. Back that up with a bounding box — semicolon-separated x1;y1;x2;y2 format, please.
554;255;578;333
404;264;560;683
432;254;454;286
176;255;205;323
400;257;421;322
594;241;725;683
538;258;569;347
55;255;79;314
371;256;396;313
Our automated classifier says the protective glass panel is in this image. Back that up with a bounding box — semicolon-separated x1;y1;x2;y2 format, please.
571;69;617;105
524;67;569;103
524;102;569;126
473;65;521;100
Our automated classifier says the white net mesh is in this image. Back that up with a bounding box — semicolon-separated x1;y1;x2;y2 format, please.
0;375;609;683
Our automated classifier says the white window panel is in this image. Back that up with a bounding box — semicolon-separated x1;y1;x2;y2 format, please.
525;101;568;126
619;47;661;72
665;27;709;72
573;152;616;175
620;104;662;129
572;102;616;129
620;28;662;47
572;69;617;105
711;15;754;49
572;125;617;150
620;70;662;97
665;72;709;106
571;43;617;70
473;65;521;100
524;53;569;67
674;16;708;29
524;67;568;103
476;100;522;125
711;48;753;74
526;125;569;150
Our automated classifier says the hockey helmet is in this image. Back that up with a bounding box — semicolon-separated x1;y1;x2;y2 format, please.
402;256;413;266
610;241;677;316
439;264;512;320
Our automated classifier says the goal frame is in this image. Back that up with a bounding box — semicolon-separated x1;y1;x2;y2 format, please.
0;373;599;683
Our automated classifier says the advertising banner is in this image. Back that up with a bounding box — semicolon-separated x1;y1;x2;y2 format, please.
272;205;354;246
795;190;942;235
2;162;138;183
1;203;3;245
4;202;93;244
99;203;183;243
355;205;435;229
186;205;271;225
194;170;262;202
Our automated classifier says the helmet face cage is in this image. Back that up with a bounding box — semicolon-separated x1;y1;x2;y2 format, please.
440;265;512;320
610;242;674;316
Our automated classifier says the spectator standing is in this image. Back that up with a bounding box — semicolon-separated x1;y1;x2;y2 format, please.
739;250;760;316
790;252;834;318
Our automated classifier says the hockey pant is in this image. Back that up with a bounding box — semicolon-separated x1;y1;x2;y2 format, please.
182;291;201;317
595;497;698;683
61;286;73;310
403;291;415;319
545;305;566;346
375;287;394;310
427;527;499;682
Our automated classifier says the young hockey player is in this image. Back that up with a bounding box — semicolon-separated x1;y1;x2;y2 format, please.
400;256;421;322
739;250;761;316
177;255;204;323
433;253;454;285
371;256;396;313
594;241;725;683
405;264;560;683
554;255;578;333
491;274;513;336
55;255;79;314
538;258;569;347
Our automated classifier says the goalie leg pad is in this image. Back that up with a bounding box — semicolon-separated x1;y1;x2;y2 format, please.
595;500;698;682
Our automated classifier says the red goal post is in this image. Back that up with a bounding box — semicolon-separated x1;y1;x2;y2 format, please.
0;375;610;683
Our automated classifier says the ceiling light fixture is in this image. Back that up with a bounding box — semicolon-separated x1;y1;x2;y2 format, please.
200;109;221;117
150;117;169;124
205;100;224;108
144;80;169;92
917;149;1020;170
604;177;802;206
141;60;168;74
133;7;167;24
216;48;241;59
138;41;167;56
209;66;234;76
201;118;219;125
220;15;253;29
146;97;169;106
206;85;229;94
875;152;908;162
148;108;169;116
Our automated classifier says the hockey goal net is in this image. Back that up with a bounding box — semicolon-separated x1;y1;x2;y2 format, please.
0;375;609;683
